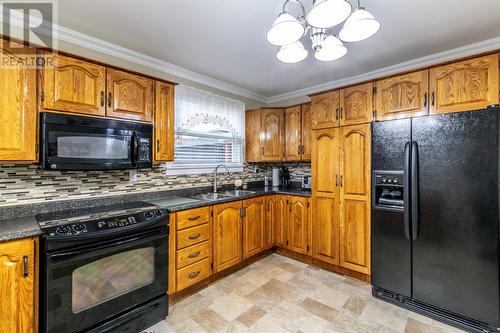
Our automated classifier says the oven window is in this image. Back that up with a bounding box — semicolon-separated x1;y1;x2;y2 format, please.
72;247;155;313
56;135;129;159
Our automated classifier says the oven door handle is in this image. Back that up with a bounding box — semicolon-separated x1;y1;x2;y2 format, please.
48;229;168;261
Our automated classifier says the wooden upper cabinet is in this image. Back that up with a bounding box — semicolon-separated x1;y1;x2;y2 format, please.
285;106;302;161
340;82;373;125
106;69;154;122
430;54;499;114
0;40;37;162
245;109;262;162
243;197;265;259
375;70;429;120
41;53;106;116
261;108;284;161
339;123;371;274
311;91;340;129
213;201;242;273
312;128;340;197
288;196;309;255
273;195;288;248
154;81;175;161
0;238;36;333
301;103;312;160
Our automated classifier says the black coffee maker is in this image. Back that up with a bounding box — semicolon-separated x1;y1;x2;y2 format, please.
280;166;291;188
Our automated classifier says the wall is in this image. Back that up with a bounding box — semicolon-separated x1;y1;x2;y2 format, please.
0;162;310;207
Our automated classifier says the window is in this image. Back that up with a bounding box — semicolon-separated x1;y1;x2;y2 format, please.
165;85;245;175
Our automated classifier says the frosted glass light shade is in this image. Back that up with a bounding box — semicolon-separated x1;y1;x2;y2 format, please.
267;13;304;46
339;8;380;42
277;41;308;63
314;35;347;61
307;0;352;29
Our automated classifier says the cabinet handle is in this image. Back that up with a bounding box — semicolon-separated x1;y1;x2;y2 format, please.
340;107;343;119
100;91;105;107
108;92;112;108
261;147;264;156
188;215;201;221
335;108;339;120
188;271;201;279
157;139;160;153
431;91;435;106
423;92;428;108
340;175;343;187
298;145;300;155
23;256;29;277
335;175;338;187
188;233;201;240
188;251;201;259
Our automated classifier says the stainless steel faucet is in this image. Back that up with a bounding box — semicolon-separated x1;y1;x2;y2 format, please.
213;164;230;193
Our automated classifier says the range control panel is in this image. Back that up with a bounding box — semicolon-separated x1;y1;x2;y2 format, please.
45;208;167;238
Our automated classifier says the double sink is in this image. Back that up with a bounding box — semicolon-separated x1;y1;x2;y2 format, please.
191;190;256;202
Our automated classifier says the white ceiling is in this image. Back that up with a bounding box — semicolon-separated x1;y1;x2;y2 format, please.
57;0;500;102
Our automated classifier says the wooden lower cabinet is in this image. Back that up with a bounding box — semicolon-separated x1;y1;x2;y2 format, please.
288;196;309;255
311;195;340;265
213;201;242;273
0;237;36;333
242;197;265;259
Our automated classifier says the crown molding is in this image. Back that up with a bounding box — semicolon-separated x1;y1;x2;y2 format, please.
266;36;500;104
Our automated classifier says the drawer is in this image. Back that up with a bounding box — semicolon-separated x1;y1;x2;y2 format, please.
176;257;210;291
176;207;211;230
176;241;210;269
176;223;209;250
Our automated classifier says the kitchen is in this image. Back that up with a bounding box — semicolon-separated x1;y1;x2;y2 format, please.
0;1;499;333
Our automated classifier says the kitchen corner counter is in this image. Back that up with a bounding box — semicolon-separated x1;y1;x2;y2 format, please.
149;186;311;212
0;216;42;242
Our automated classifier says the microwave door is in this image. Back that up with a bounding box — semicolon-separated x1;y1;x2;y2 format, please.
44;125;135;170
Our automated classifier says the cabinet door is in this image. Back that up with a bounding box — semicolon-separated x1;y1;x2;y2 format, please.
311;91;340;129
285;106;302;161
312;128;340;197
0;238;35;333
154;81;175;161
301;103;312;160
261;109;285;161
312;195;340;265
340;82;373;126
245;109;262;162
42;53;105;116
288;196;308;255
375;70;429;120
339;124;371;274
106;69;154;122
264;196;275;249
213;201;242;272
429;54;499;114
273;195;288;248
243;197;265;258
0;41;37;162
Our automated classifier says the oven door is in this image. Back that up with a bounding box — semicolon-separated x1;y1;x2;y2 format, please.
43;229;168;333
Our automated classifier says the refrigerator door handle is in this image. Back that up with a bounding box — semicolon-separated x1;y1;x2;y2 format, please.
411;141;419;240
403;141;411;241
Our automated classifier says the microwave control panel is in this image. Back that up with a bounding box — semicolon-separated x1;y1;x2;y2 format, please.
138;137;151;162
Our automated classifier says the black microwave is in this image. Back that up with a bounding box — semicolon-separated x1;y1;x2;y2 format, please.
40;113;153;171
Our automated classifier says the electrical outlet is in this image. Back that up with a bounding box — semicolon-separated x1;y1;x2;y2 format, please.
129;170;138;182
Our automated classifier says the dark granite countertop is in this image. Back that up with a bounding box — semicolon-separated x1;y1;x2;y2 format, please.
148;186;311;212
0;183;310;241
0;216;42;242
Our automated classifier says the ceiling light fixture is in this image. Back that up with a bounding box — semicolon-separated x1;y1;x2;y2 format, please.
267;0;380;63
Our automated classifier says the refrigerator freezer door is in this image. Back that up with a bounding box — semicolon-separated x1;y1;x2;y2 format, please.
371;119;412;297
411;108;499;326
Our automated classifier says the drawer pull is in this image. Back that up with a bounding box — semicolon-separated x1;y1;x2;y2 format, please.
188;233;201;240
188;215;201;221
188;251;201;258
188;271;201;279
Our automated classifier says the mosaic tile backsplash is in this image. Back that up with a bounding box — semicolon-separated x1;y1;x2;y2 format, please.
0;162;311;207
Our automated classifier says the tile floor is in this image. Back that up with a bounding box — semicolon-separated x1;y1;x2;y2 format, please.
144;254;466;333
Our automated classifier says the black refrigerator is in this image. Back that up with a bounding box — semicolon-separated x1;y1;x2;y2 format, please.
371;107;499;333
